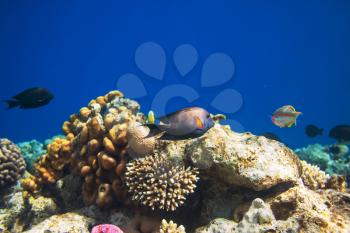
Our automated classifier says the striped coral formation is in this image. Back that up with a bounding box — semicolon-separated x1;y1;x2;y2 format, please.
125;154;199;211
0;138;26;187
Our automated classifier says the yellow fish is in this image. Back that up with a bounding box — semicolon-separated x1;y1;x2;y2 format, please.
147;110;155;124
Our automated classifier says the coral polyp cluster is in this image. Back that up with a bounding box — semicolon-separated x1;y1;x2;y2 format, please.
160;219;186;233
0;139;26;187
66;91;144;207
24;91;145;208
299;160;329;190
125;154;199;211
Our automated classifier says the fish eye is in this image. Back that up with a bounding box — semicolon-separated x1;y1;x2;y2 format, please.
206;114;210;118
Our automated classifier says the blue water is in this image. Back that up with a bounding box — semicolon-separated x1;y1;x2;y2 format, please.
0;0;349;149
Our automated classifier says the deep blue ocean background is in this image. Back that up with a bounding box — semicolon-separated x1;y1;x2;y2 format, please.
0;0;349;149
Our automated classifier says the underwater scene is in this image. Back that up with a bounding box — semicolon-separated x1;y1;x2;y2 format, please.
1;1;350;233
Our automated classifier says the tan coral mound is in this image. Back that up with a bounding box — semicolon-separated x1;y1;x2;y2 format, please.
160;219;186;233
24;91;145;207
125;155;199;211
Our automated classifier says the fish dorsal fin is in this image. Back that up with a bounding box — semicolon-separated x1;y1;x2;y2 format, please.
13;87;40;99
288;105;296;111
158;107;200;120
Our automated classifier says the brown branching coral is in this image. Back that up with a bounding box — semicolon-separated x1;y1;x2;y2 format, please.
21;137;73;192
160;219;186;233
24;90;146;208
125;155;199;211
299;160;347;191
0;138;26;187
300;160;329;190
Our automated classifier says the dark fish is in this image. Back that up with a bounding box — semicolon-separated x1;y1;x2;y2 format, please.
326;144;349;160
4;87;53;109
261;132;282;142
305;124;323;138
144;107;214;139
329;125;350;143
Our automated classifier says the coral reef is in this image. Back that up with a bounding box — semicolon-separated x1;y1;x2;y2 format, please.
155;124;301;191
22;136;72;192
6;91;349;233
197;198;276;233
234;198;275;232
66;91;144;208
197;185;350;233
17;135;65;171
0;186;26;232
125;154;199;211
160;219;186;233
0;185;60;232
24;91;145;207
17;139;46;171
296;144;331;170
0;138;26;187
299;160;330;190
295;143;350;185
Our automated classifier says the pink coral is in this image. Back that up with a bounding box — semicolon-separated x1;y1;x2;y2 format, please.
91;224;124;233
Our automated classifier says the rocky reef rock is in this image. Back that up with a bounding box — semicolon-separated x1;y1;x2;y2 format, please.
23;212;95;233
55;174;84;210
0;186;26;232
196;198;276;233
197;187;350;233
195;218;237;233
154;124;301;191
0;185;60;232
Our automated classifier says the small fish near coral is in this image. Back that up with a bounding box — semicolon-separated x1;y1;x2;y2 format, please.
329;125;350;144
4;87;53;109
305;124;323;138
91;224;123;233
271;105;302;128
144;107;214;139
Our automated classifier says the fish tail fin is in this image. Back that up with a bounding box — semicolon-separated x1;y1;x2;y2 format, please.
4;99;19;109
142;124;164;138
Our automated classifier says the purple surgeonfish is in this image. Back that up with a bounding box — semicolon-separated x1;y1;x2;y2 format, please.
271;105;302;128
144;107;215;139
